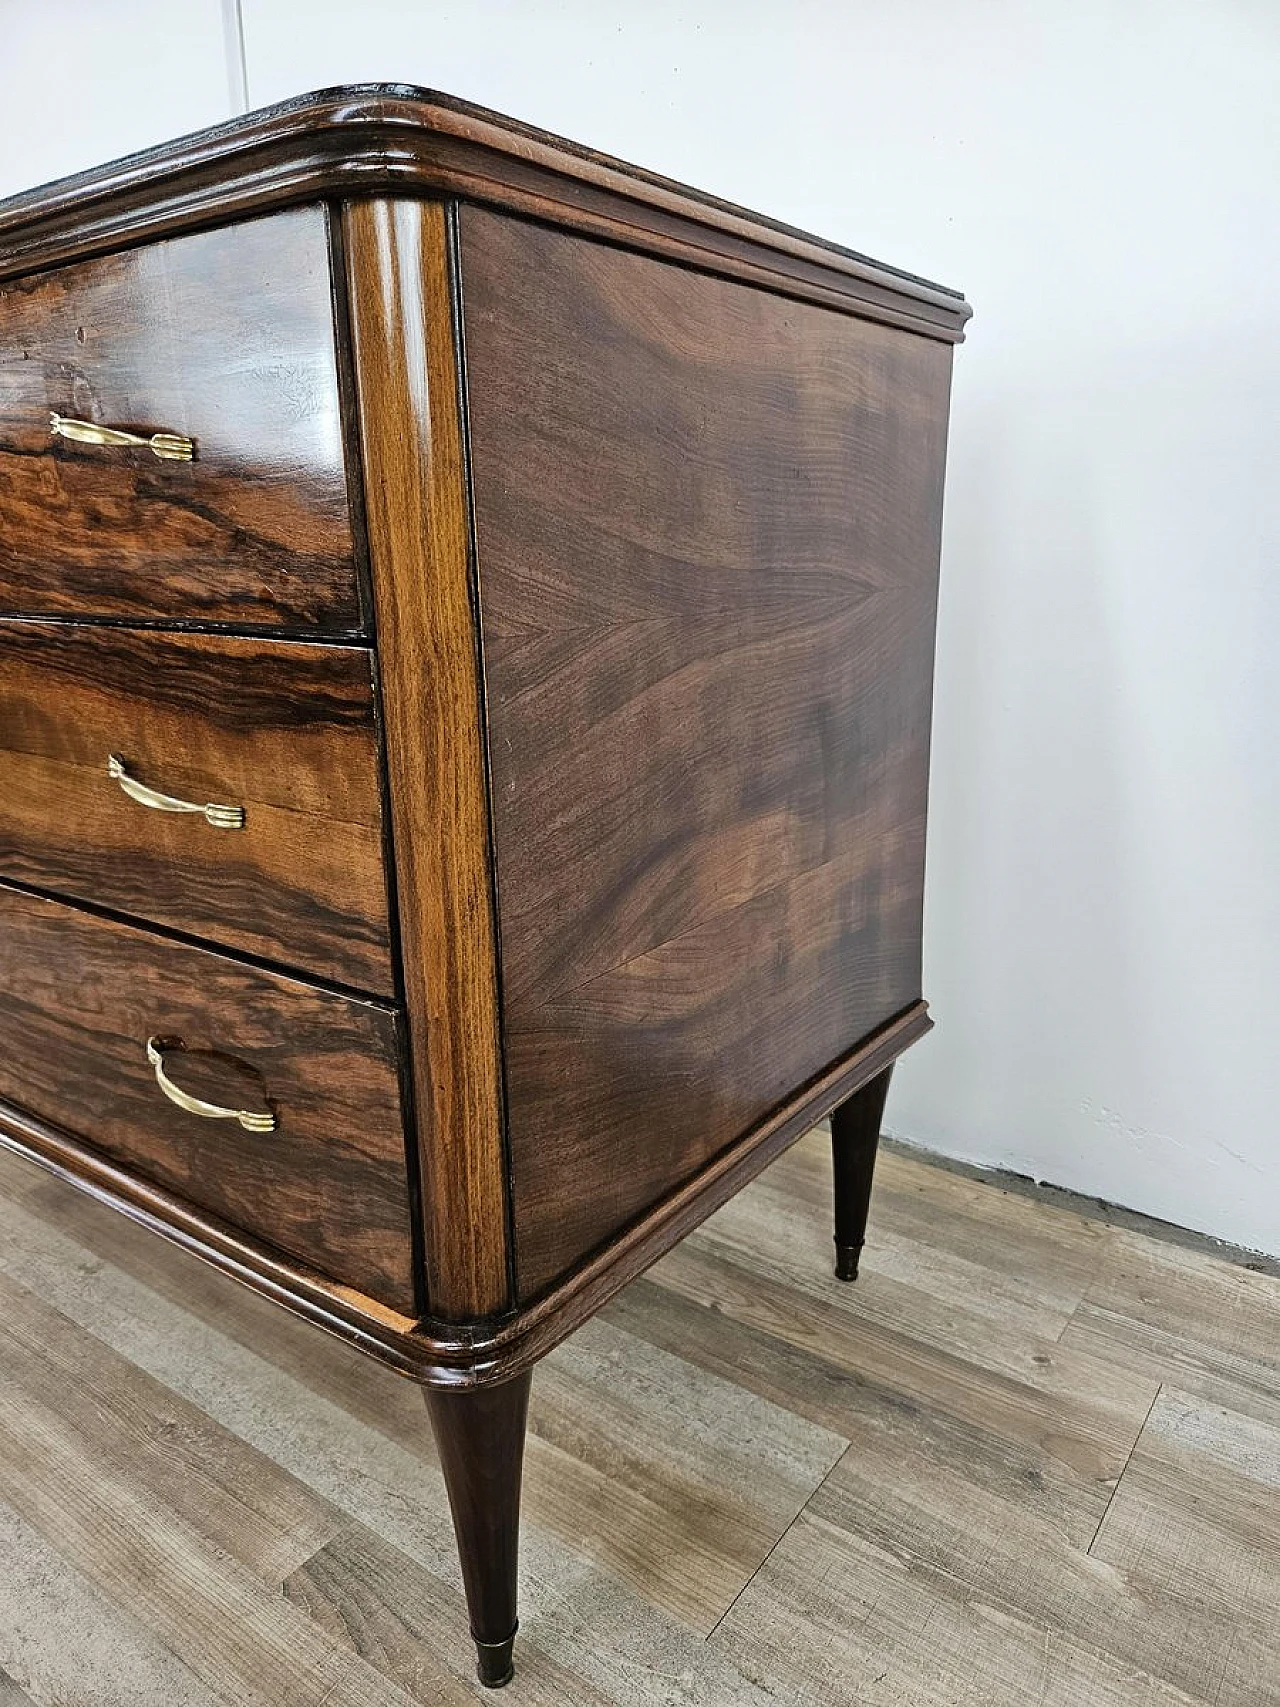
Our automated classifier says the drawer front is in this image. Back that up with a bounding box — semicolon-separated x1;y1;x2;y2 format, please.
0;884;416;1311
0;207;360;632
0;622;394;994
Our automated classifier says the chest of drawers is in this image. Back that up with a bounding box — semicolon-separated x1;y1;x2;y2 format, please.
0;85;969;1686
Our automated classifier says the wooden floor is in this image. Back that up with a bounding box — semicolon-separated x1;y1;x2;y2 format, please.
1;1129;1278;1706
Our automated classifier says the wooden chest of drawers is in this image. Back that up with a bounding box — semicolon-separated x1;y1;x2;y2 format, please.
0;86;969;1686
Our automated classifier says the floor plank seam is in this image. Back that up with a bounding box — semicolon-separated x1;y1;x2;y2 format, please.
281;1528;347;1600
702;1437;855;1645
7;1139;1280;1702
1086;1381;1163;1558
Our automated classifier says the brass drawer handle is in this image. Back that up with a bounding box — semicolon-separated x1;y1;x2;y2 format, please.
108;754;246;830
49;411;194;462
146;1036;277;1133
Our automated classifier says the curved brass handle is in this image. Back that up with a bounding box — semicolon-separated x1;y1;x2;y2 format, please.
50;411;194;462
145;1036;276;1133
108;754;245;830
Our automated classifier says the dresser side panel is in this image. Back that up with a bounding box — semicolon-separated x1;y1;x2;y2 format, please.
341;197;510;1322
458;207;953;1301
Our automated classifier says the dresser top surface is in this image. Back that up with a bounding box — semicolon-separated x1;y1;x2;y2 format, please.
0;84;970;340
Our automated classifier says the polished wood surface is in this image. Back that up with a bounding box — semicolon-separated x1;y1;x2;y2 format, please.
0;208;359;632
0;883;415;1311
343;198;509;1323
0;622;393;991
0;89;972;344
0;998;926;1388
423;1373;532;1687
0;99;968;1374
2;1132;1275;1706
0;90;971;1688
459;207;953;1298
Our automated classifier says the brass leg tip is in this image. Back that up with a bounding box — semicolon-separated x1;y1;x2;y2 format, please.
834;1242;862;1282
474;1631;517;1688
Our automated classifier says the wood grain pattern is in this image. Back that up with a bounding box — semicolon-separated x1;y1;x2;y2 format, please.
0;101;975;1686
343;198;509;1324
0;89;972;344
0;1498;230;1707
3;1131;1276;1706
718;1377;1280;1705
0;998;926;1387
0;207;359;631
458;207;954;1298
282;1525;609;1707
0;883;415;1311
0;622;393;992
1087;1388;1280;1704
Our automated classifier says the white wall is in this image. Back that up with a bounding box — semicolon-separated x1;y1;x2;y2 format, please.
0;1;232;200
4;3;1278;1253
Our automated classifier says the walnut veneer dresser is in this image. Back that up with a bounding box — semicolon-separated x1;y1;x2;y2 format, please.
0;86;969;1687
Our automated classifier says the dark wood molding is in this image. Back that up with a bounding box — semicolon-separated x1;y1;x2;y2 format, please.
341;196;510;1323
0;86;971;342
0;999;928;1388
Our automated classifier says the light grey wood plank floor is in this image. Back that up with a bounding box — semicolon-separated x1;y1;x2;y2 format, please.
0;1129;1276;1706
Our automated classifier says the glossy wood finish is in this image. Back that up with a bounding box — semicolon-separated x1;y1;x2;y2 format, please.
422;1372;532;1687
0;208;359;632
0;89;972;344
830;1064;893;1280
0;883;415;1311
0;177;959;1368
0;998;927;1388
0;90;969;1689
0;622;393;992
343;198;509;1323
459;207;952;1299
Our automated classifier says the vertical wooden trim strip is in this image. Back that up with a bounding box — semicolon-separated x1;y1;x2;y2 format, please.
342;197;510;1321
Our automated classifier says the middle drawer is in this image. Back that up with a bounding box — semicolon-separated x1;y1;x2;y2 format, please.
0;622;394;994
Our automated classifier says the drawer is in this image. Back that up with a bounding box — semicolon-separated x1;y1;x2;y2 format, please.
0;884;416;1312
0;207;360;632
0;622;394;994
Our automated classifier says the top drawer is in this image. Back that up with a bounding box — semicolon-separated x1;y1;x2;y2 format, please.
0;207;360;633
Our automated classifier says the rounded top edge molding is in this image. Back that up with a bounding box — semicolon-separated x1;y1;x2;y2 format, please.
0;84;971;339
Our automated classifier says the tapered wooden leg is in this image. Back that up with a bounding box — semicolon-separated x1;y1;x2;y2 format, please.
423;1370;533;1688
830;1065;893;1281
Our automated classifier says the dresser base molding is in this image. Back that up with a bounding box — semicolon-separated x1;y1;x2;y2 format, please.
0;1007;921;1689
0;998;929;1387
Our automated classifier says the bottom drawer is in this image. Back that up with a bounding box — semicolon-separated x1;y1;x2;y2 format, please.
0;884;416;1313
